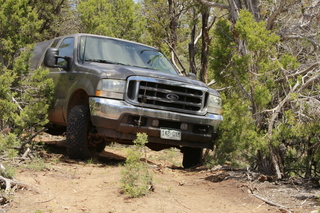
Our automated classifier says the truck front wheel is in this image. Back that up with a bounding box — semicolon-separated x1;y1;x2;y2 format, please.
66;105;91;160
182;147;203;168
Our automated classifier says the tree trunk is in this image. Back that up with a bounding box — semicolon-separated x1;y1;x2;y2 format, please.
168;0;178;66
199;5;210;83
268;143;284;179
305;137;314;178
189;15;197;74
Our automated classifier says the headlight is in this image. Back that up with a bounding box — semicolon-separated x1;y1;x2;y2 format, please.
207;94;222;114
96;79;126;99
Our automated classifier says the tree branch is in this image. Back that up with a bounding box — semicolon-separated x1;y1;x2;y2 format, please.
197;0;229;10
266;0;286;30
297;73;320;93
163;39;186;75
275;62;320;83
281;35;320;52
0;176;29;192
251;194;293;212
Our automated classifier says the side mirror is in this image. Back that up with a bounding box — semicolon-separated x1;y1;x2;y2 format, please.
44;48;73;71
44;48;59;67
187;72;197;80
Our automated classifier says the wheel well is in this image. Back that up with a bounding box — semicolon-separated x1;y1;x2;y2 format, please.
67;89;89;117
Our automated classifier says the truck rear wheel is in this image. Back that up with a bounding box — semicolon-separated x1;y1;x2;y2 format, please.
182;147;203;168
66;105;91;160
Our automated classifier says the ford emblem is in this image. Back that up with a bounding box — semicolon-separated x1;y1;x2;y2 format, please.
166;93;179;101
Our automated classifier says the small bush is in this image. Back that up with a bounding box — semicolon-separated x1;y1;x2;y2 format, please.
0;133;20;158
0;163;16;179
120;133;153;198
24;158;50;171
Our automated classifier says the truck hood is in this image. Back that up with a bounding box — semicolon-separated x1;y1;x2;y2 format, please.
82;62;208;88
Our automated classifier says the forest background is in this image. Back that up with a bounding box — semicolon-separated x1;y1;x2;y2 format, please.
0;0;319;180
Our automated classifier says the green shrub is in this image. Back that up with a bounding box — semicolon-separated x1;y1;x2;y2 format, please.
120;133;153;198
0;163;16;179
0;133;20;158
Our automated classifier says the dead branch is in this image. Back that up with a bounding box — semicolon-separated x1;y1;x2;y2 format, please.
197;0;229;10
282;35;320;52
267;81;300;179
19;127;46;151
275;62;320;83
163;39;186;75
297;73;320;93
0;175;29;192
266;0;286;30
36;193;60;203
251;194;293;213
216;86;233;92
10;95;24;111
21;147;31;158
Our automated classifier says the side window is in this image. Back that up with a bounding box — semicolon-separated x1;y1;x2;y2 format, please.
57;37;74;66
51;39;60;48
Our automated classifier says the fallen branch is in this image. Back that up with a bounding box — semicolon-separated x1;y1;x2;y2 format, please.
36;193;60;203
20;127;46;150
0;175;30;192
251;193;292;213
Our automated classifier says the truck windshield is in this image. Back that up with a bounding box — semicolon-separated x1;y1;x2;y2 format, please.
79;36;178;75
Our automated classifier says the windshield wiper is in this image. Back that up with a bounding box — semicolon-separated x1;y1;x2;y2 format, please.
84;59;154;70
84;59;114;64
84;59;132;66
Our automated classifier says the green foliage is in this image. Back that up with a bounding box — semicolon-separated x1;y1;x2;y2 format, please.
9;47;54;139
142;0;170;48
0;163;16;179
0;133;20;158
235;11;279;53
209;10;320;177
24;158;50;171
28;0;77;39
0;68;17;126
0;0;41;66
120;133;153;198
142;0;191;62
209;18;234;84
0;47;54;156
0;0;54;158
78;0;146;41
213;93;267;165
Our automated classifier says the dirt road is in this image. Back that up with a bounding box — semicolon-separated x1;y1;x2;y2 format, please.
2;138;319;213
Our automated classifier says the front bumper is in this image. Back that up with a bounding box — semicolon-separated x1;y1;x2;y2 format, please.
89;97;223;149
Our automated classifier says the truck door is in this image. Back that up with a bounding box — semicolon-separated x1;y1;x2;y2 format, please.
47;37;75;125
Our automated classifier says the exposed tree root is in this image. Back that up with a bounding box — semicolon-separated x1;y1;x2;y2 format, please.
251;193;293;213
0;175;29;192
0;163;32;207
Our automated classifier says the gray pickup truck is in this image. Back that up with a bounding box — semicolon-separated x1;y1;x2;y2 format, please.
30;33;223;167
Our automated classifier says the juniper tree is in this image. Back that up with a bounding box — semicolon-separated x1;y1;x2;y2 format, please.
77;0;146;41
210;10;319;179
0;0;54;156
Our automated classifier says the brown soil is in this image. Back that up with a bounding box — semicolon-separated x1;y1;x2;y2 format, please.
1;135;320;213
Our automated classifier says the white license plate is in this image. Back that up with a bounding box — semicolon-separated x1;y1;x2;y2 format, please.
160;128;181;140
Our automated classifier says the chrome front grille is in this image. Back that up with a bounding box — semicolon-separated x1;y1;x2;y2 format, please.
125;76;208;115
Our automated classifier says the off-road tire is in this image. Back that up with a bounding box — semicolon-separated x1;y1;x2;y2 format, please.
182;147;203;168
66;105;91;160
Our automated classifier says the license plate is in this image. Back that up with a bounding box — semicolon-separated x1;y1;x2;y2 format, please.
160;128;181;140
